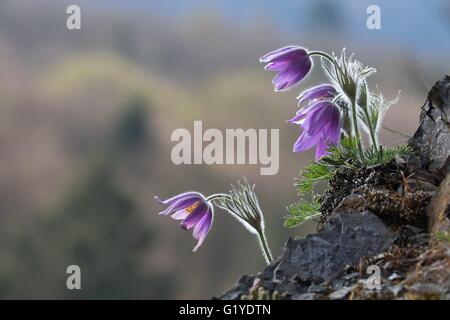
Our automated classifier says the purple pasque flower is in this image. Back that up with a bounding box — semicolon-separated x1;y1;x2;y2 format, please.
155;192;213;252
259;46;312;92
288;98;341;160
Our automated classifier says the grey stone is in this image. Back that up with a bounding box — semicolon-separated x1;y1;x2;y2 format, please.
217;275;255;300
308;283;328;293
271;210;393;284
218;210;393;299
342;272;361;280
409;75;450;173
388;273;402;281
292;293;319;300
329;286;355;300
388;284;405;296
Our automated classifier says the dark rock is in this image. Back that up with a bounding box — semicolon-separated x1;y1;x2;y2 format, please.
218;210;393;299
328;286;355;300
427;172;450;234
272;210;393;284
274;279;304;296
308;283;328;293
292;293;319;300
394;225;429;247
388;284;404;296
387;273;402;281
217;275;255;300
409;75;450;174
342;272;360;281
330;278;346;290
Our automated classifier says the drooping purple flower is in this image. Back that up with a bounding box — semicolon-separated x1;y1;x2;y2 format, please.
155;192;213;252
288;99;341;160
259;46;312;92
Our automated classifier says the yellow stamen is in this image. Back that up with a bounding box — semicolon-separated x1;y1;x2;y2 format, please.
186;201;200;214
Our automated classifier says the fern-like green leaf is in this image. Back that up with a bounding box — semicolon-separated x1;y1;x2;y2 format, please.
294;162;332;195
322;137;411;169
287;138;411;229
285;197;321;228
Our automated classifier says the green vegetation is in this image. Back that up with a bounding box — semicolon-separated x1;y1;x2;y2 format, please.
435;232;450;242
285;195;321;228
286;137;412;228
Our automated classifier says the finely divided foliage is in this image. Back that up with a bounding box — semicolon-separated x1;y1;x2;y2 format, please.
287;139;411;227
285;195;321;228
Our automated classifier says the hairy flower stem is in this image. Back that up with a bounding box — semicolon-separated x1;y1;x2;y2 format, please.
256;229;273;264
310;51;365;157
208;193;273;265
309;51;344;75
309;51;334;61
362;108;378;151
206;193;231;202
349;96;364;158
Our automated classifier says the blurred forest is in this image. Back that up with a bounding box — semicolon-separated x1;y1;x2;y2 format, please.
0;0;448;298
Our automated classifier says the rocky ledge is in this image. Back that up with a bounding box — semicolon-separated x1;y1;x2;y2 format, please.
216;76;450;300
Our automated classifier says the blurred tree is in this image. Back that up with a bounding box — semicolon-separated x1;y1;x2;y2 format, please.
113;95;152;152
0;94;171;299
0;158;173;299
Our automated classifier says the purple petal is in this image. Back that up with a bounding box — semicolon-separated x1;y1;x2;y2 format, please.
193;212;210;239
293;131;321;153
154;192;202;206
297;84;337;105
171;208;190;220
180;201;209;230
264;60;288;71
273;58;312;92
155;196;200;216
154;191;204;216
289;100;328;126
287;112;307;124
301;105;328;135
304;102;336;135
315;139;330;159
315;108;341;159
192;208;213;252
259;46;305;63
323;107;341;143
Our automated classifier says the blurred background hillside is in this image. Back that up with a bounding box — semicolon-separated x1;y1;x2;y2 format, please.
0;0;448;299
